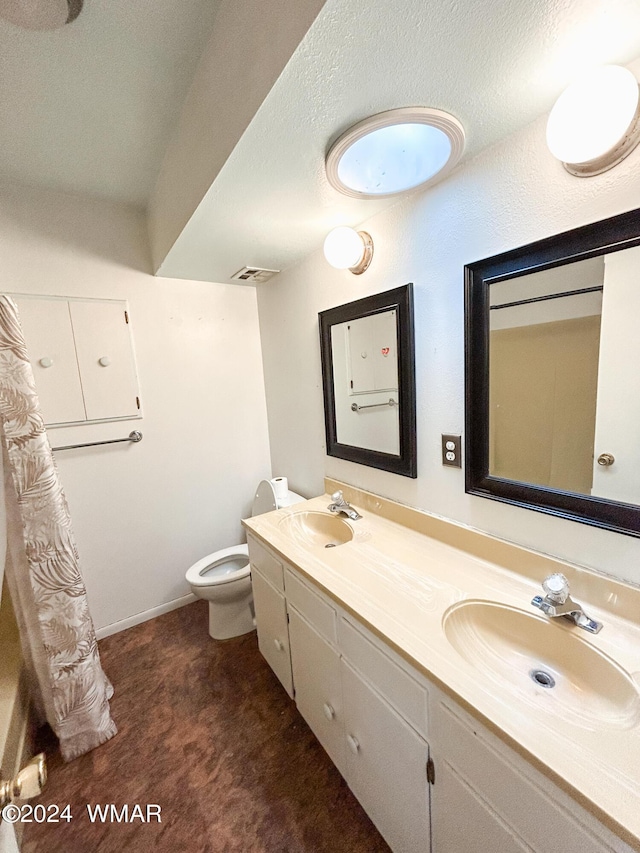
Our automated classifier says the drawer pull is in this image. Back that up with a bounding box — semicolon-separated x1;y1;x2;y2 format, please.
274;638;284;652
347;734;360;755
323;703;336;721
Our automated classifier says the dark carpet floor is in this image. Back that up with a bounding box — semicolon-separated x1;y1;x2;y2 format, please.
21;600;390;853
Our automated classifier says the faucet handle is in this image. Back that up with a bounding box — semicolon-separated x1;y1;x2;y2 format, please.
331;490;344;503
542;573;569;604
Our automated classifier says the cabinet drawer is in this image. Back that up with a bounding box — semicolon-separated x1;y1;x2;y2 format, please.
248;536;284;592
339;615;428;739
434;699;630;853
285;568;337;645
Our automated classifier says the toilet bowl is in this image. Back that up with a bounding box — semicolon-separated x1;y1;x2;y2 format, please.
186;478;304;640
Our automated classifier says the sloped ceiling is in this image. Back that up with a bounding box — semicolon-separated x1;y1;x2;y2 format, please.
154;0;640;283
2;0;640;285
0;0;222;206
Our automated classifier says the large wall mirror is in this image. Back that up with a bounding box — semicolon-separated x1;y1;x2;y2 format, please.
319;284;417;478
465;208;640;537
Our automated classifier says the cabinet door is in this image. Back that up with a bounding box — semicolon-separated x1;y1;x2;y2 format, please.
69;300;140;420
431;695;632;853
432;760;530;853
14;298;86;425
341;660;431;853
288;607;346;776
251;568;293;698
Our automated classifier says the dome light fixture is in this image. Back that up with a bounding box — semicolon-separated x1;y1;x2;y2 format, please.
323;227;374;275
0;0;83;31
325;107;465;199
546;65;640;176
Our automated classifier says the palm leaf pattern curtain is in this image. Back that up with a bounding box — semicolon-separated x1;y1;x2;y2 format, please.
0;295;116;761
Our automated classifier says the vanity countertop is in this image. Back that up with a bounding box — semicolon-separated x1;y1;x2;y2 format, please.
243;480;640;849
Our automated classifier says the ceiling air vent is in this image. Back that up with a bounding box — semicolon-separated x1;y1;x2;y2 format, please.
230;266;280;284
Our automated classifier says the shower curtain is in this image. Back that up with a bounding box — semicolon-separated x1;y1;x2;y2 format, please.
0;296;116;761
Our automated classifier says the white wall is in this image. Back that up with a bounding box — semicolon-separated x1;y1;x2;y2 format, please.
257;58;640;588
0;180;272;633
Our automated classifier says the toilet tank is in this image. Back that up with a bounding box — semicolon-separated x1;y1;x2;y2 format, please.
251;479;305;517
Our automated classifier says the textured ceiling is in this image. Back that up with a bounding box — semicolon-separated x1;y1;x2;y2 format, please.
0;0;221;206
2;0;640;280
157;0;640;283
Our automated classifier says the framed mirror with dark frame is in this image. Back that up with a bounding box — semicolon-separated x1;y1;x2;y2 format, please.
319;283;417;478
465;207;640;537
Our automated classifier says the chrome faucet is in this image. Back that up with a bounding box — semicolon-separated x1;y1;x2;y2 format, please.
327;490;362;521
531;573;602;634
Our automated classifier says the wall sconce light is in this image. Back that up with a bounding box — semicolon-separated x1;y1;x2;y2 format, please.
323;227;374;275
546;65;640;176
0;0;83;30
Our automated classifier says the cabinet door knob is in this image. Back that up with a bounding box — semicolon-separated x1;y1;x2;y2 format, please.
597;453;615;467
347;734;360;755
39;357;53;368
323;703;335;721
274;638;284;652
98;356;111;367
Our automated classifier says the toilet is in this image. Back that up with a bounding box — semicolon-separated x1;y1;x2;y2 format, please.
186;478;304;639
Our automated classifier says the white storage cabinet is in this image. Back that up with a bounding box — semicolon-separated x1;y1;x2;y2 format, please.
13;295;141;426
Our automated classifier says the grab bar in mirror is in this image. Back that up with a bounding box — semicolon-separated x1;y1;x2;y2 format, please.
350;398;397;413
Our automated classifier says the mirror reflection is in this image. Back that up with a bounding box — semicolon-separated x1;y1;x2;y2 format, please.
319;283;416;478
489;245;640;504
331;309;399;455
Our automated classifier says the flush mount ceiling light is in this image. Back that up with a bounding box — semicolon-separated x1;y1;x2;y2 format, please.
0;0;83;30
546;65;640;176
325;107;465;199
323;227;374;275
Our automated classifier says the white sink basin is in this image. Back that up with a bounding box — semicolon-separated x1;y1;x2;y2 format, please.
443;599;640;731
278;511;353;548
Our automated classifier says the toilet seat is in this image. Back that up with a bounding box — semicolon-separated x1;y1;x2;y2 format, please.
185;544;250;588
185;477;305;639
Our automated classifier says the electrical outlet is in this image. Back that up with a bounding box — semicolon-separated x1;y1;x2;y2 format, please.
441;434;462;468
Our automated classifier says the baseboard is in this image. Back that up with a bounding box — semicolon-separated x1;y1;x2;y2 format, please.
95;594;197;640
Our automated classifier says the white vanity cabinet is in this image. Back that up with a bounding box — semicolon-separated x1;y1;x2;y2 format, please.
288;609;346;776
247;533;634;853
286;569;432;853
341;660;431;853
286;564;346;774
248;539;293;698
430;692;635;853
248;533;432;853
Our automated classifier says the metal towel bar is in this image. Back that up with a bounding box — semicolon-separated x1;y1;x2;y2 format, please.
51;430;142;452
350;398;397;413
